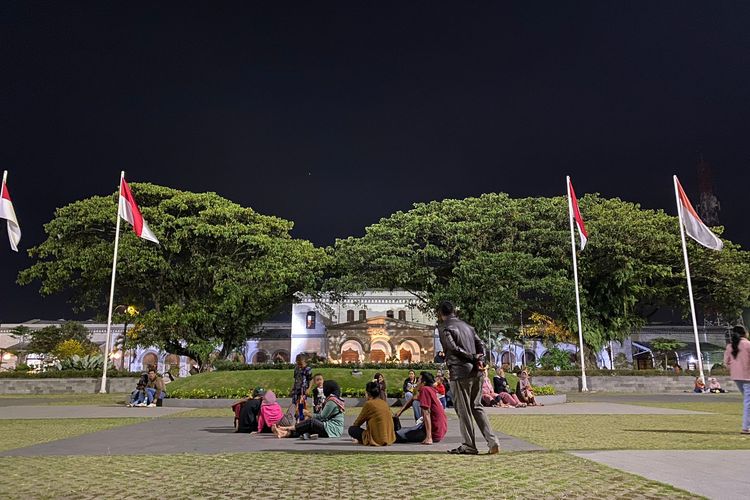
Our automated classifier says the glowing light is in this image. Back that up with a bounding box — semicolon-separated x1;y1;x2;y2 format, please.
2;352;12;361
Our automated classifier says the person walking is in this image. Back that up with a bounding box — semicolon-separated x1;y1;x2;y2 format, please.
438;300;500;455
724;325;750;434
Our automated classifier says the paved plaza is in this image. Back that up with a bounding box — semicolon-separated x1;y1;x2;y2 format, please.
0;394;746;499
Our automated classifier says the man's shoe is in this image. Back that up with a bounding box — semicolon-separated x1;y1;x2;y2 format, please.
488;445;500;455
447;446;479;455
147;403;156;408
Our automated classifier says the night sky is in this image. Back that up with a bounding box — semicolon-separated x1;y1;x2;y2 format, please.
2;1;749;322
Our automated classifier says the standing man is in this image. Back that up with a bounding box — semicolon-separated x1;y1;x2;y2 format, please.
438;300;500;455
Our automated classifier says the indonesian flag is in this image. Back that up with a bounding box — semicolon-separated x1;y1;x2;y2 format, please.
568;177;588;250
675;176;723;251
0;175;21;251
119;177;159;244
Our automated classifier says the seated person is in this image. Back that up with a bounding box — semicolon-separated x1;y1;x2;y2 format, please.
309;373;326;413
232;387;265;433
435;375;447;409
480;366;509;408
257;390;284;433
394;372;447;444
516;370;541;406
708;377;726;393
273;381;345;439
349;381;396;446
694;377;706;393
127;373;149;407
493;367;526;407
144;367;167;407
402;370;422;421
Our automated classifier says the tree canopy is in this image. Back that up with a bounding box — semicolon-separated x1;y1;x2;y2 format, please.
19;183;327;367
326;193;750;349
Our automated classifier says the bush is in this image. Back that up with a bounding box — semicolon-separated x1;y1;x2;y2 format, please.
13;363;32;372
529;369;703;377
211;360;443;371
531;385;556;395
55;354;113;371
539;347;574;371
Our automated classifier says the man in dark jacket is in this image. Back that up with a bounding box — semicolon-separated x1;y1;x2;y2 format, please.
438;300;500;455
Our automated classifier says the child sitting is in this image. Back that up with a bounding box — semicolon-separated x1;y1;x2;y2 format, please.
435;375;447;409
127;373;149;407
707;377;726;393
694;377;706;393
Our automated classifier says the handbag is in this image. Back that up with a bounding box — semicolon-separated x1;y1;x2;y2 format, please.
278;403;296;427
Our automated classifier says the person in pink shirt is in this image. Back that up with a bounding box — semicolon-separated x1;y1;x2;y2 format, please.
724;325;750;434
257;390;284;433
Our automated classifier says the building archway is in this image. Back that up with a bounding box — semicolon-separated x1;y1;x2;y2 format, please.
272;350;290;364
370;339;392;363
398;340;421;363
340;339;364;364
500;351;516;367
252;350;270;364
141;352;159;371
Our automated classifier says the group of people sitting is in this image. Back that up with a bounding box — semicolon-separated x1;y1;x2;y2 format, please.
481;367;543;408
126;367;169;407
231;365;545;446
693;376;727;394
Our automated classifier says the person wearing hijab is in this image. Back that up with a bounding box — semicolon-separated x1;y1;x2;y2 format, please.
257;390;284;433
232;387;265;433
273;380;345;439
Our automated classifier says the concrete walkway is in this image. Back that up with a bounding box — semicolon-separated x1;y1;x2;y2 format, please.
0;405;192;419
573;450;750;500
0;416;543;456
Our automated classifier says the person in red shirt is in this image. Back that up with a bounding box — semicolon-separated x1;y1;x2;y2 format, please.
394;372;447;444
435;375;448;409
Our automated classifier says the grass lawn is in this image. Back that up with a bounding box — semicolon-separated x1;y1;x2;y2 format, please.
0;418;145;452
167;368;518;398
0;451;695;499
489;410;750;451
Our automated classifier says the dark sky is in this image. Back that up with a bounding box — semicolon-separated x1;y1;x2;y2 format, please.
2;1;749;322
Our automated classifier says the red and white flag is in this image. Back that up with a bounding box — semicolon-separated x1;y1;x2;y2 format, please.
568;178;588;250
675;176;722;251
119;177;159;244
0;172;21;251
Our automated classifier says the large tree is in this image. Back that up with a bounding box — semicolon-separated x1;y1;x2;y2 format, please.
19;183;326;368
327;193;750;350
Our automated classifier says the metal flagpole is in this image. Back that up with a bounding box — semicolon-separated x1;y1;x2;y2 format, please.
673;175;706;383
99;171;125;393
567;176;588;391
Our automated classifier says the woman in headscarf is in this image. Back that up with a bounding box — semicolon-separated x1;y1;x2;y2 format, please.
273;380;345;439
257;390;284;433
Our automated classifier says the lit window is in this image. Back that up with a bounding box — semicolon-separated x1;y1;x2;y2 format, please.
306;312;316;329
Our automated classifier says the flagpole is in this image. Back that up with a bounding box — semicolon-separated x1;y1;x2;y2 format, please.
99;171;125;393
567;176;588;391
673;175;705;383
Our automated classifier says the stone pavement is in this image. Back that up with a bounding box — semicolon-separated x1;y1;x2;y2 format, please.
0;405;191;419
482;402;709;415
573;450;750;500
0;415;542;456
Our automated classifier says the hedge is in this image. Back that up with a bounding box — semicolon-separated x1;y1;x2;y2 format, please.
212;360;443;371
